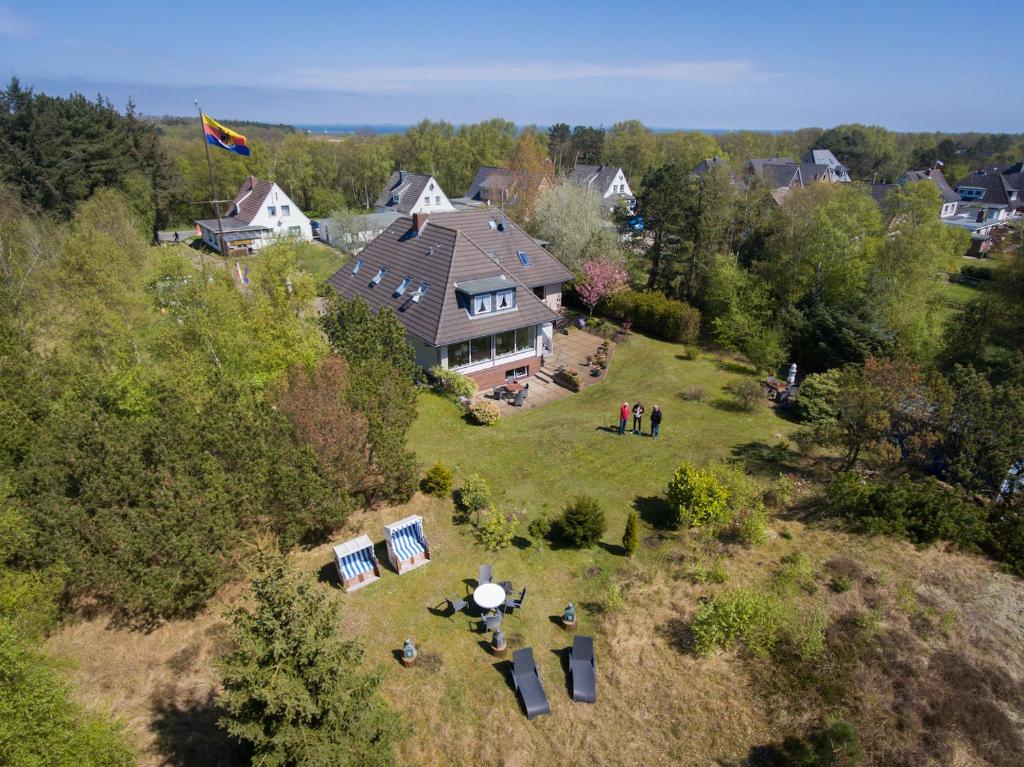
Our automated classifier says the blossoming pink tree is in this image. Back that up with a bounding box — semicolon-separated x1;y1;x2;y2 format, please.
576;258;628;317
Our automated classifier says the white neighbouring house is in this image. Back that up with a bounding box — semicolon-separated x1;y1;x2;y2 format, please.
566;164;634;210
195;175;313;254
375;170;456;215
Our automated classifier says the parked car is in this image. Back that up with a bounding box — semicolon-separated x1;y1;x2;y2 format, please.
623;215;644;232
310;220;321;239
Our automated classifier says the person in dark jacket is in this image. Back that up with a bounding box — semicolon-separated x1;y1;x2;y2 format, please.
632;402;645;434
650;405;662;438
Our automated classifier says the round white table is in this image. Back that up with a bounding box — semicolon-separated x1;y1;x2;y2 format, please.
473;582;506;611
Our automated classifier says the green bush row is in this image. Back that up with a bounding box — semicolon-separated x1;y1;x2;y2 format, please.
602;290;701;343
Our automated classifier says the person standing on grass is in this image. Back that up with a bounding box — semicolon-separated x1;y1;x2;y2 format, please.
632;402;645;434
650;405;662;438
619;401;630;435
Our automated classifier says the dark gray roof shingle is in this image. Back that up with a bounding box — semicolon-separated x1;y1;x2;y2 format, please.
326;210;568;347
567;164;622;195
375;171;434;214
899;168;960;203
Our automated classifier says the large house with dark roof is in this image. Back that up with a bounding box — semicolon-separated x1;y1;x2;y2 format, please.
195;175;312;254
567;164;634;209
375;170;455;215
954;163;1024;219
801;149;851;182
327;209;572;388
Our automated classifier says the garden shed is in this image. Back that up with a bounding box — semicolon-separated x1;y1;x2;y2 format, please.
333;535;381;592
384;515;431;574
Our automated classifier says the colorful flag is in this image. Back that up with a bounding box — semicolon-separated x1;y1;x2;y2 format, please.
202;113;250;156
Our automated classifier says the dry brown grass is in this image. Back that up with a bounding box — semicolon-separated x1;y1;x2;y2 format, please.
46;495;1024;767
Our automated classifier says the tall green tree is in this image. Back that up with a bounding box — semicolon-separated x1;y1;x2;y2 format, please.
218;543;405;767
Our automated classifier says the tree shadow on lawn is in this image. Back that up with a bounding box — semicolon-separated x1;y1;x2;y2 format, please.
656;616;696;655
715;359;759;376
632;495;671;529
729;440;799;477
149;685;246;767
597;541;626;556
316;560;340;587
710;397;754;414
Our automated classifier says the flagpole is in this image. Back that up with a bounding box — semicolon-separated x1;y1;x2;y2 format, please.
195;99;226;256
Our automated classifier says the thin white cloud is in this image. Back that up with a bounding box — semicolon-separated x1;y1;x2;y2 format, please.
0;5;34;38
273;59;774;91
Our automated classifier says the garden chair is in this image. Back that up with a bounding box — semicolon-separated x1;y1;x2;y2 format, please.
492;386;505;400
505;586;526;614
478;564;493;585
514;390;525;407
512;647;550;719
483;612;503;632
570;635;597;703
439;592;467;619
499;580;513;596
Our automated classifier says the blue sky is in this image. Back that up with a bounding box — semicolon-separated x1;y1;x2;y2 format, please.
1;1;1020;131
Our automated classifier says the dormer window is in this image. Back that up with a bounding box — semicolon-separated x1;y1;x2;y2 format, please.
370;267;387;286
496;289;513;310
390;193;400;205
394;276;412;296
475;294;492;314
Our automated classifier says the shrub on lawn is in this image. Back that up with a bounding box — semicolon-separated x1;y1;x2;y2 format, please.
680;385;706;402
468;400;501;425
679;346;699;360
726;378;763;412
475;507;517;551
690;558;728;584
421;462;453;497
603;289;700;343
736;504;769;546
622;510;639;556
455;473;492;519
665;463;730;529
690;587;781;657
559;495;607;547
428;365;478;399
527;514;552;542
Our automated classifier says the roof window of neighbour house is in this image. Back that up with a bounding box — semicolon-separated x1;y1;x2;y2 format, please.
351;258;364;274
488;219;498;230
390;193;400;204
394;276;412;296
517;250;530;266
370;267;387;286
411;282;429;302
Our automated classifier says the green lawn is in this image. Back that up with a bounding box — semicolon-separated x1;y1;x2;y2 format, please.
294;242;349;283
408;330;796;522
313;331;800;764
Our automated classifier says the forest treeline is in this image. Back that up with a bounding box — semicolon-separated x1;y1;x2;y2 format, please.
5;78;1023;230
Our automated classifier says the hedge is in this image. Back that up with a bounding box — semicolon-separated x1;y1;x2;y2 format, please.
602;290;701;343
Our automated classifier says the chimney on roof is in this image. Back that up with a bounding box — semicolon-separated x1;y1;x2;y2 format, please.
399;169;408;185
412;212;429;235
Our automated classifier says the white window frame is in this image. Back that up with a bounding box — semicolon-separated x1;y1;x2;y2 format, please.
474;294;492;315
495;289;514;311
281;205;290;217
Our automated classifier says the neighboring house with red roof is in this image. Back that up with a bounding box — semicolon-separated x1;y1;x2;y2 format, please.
327;209;572;388
195;175;312;254
462;166;553;207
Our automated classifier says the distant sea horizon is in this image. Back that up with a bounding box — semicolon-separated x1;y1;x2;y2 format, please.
293;123;784;136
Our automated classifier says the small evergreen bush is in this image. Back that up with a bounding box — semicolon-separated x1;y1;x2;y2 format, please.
421;463;453;497
468;400;500;425
622;511;639;556
475;508;517;551
559;495;607;547
727;378;763;412
527;514;552;541
455;474;492;517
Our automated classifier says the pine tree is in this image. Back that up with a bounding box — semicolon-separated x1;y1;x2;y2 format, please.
218;542;405;767
622;510;639;557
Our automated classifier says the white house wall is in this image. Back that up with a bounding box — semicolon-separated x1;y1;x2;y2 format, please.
409;177;456;214
604;169;633;198
246;183;313;241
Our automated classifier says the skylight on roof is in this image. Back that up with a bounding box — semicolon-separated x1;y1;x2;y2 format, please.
351;258;364;275
370;267;387;286
517;250;530;266
411;282;429;302
394;276;412;296
487;219;498;230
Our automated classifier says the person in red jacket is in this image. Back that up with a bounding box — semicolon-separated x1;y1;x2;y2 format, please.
618;401;630;435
